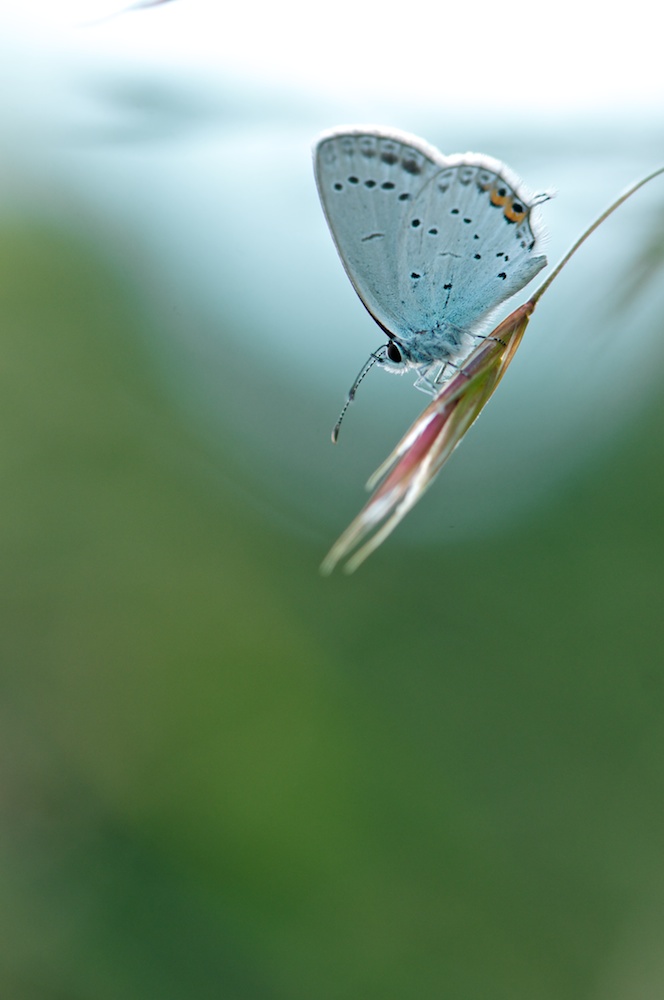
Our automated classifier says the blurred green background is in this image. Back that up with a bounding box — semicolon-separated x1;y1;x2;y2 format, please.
2;4;664;999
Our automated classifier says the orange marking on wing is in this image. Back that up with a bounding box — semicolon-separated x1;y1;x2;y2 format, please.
490;186;509;207
504;204;527;224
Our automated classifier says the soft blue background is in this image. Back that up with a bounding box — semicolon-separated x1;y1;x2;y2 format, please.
1;5;664;998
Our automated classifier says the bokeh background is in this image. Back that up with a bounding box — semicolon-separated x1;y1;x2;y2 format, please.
2;2;664;997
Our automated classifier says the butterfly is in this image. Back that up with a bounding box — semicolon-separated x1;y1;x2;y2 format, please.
314;127;548;437
314;130;663;571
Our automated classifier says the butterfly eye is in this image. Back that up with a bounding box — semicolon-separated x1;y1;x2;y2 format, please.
387;341;402;363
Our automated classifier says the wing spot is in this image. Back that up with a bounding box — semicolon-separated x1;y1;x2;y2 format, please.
381;151;398;165
428;228;438;235
348;176;359;184
399;192;412;201
497;272;507;280
474;253;481;259
450;208;459;215
402;158;422;175
411;218;421;228
443;283;453;290
333;183;342;191
381;181;395;190
411;272;421;279
463;217;472;224
490;186;509;207
364;179;376;188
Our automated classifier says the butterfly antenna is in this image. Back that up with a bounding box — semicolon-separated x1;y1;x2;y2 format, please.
332;348;386;444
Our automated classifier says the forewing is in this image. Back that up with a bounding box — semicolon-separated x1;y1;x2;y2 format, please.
314;128;443;337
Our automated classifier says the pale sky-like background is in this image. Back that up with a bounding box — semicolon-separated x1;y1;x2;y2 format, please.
3;0;663;114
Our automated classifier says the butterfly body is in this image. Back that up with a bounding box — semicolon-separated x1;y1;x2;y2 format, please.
314;127;547;388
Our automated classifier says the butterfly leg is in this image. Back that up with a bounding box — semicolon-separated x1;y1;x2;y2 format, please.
414;362;455;394
413;369;438;395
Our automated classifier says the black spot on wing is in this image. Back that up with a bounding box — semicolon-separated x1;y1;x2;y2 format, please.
402;157;422;175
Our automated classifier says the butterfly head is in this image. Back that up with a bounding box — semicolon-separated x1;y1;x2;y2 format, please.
385;339;405;366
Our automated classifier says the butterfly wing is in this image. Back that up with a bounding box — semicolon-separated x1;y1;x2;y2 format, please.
314;128;443;338
395;155;547;335
314;127;547;349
